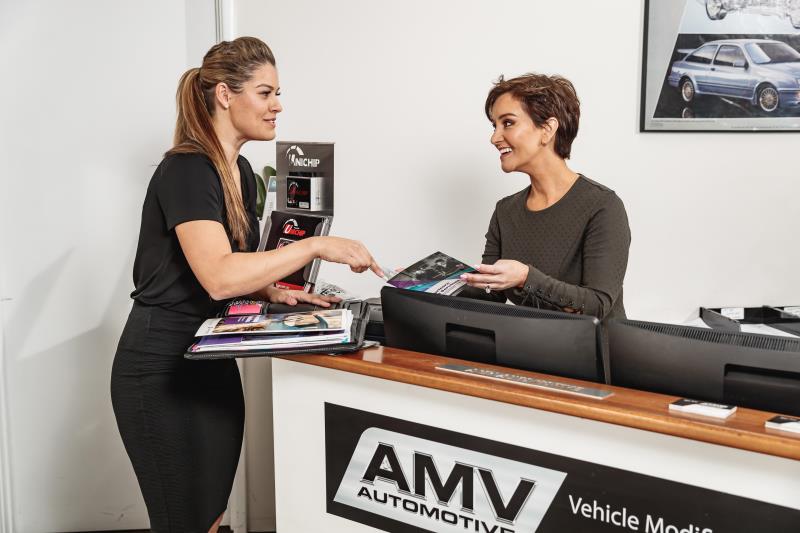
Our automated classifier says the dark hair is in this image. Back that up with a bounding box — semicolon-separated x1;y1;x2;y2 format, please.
484;73;580;160
167;36;276;249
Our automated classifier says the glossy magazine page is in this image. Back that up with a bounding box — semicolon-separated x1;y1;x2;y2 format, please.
386;251;475;296
195;308;352;337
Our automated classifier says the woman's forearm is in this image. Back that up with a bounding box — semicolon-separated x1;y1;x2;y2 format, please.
521;264;621;319
203;238;320;300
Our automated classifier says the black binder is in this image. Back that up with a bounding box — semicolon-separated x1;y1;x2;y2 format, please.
183;300;372;360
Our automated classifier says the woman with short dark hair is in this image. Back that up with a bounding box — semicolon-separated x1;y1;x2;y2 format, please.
461;73;630;321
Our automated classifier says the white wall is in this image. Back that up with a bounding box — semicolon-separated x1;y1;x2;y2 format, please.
0;213;11;533
0;74;13;528
0;1;191;530
235;0;800;323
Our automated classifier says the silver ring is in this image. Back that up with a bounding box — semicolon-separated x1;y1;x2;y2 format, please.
484;284;491;294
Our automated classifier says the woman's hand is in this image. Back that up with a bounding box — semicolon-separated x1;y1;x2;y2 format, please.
261;285;341;307
312;236;384;278
460;260;529;292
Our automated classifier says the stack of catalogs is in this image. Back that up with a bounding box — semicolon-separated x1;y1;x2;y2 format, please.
188;308;352;354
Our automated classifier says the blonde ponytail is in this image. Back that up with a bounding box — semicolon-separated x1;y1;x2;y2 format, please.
167;37;276;250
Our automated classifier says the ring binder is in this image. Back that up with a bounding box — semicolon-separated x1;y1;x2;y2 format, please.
184;300;371;360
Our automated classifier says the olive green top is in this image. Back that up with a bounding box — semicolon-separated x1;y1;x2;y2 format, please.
475;175;630;321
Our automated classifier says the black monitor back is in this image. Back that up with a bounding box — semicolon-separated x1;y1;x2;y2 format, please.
608;319;800;416
381;286;604;383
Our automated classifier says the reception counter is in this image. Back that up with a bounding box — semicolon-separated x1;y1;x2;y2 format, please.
271;346;800;532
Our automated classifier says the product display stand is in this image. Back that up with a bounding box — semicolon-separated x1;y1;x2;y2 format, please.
258;141;335;291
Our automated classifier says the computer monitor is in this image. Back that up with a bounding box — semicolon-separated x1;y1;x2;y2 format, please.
381;286;605;383
608;319;800;416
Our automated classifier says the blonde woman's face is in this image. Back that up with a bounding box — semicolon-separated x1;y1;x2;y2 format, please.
229;63;283;141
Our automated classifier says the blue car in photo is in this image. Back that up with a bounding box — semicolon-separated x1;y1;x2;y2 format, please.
668;39;800;113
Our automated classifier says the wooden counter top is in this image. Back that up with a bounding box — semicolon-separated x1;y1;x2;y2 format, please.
279;346;800;461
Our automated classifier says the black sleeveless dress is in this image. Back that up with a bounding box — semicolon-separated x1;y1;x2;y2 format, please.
111;153;259;532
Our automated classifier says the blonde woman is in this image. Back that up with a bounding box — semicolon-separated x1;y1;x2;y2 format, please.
111;37;381;532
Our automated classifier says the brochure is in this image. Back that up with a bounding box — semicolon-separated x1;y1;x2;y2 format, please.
195;308;351;337
765;415;800;434
386;251;475;296
668;398;737;419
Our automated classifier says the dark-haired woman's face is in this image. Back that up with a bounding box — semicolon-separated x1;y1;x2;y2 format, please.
489;93;546;174
229;63;283;141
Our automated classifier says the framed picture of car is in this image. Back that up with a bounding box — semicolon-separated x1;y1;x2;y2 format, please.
641;0;800;131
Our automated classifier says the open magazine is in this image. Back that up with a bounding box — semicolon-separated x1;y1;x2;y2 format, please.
195;308;351;336
386;251;475;296
189;308;353;354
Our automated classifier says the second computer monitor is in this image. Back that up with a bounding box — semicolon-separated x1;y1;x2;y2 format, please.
381;286;605;383
608;319;800;416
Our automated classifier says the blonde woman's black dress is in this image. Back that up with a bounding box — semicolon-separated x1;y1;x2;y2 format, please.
111;153;259;532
